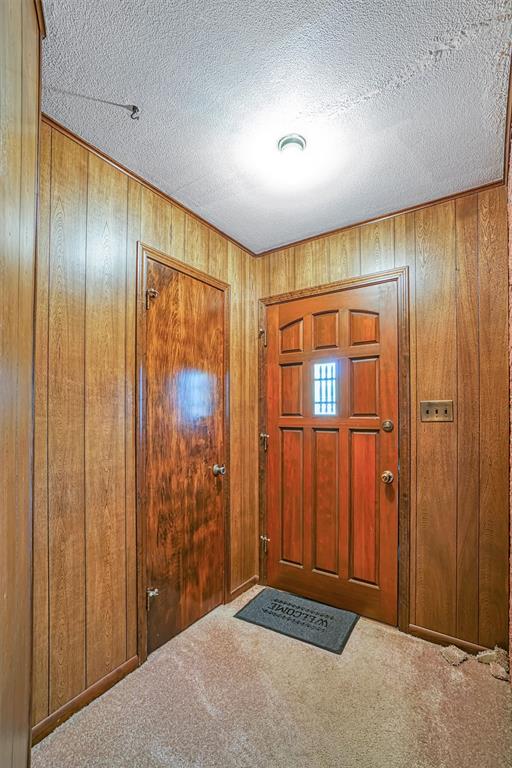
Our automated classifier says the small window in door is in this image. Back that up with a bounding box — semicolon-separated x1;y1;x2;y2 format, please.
313;362;337;415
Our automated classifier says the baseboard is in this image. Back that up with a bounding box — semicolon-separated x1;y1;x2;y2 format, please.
228;575;259;601
32;655;139;745
408;624;488;654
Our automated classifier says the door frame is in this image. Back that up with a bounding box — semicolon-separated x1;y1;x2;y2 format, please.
258;267;410;632
135;242;231;662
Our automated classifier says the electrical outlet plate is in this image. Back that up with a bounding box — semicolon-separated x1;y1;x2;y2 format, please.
420;400;454;422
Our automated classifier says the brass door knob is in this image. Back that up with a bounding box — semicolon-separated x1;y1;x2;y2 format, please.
212;463;226;477
381;470;394;484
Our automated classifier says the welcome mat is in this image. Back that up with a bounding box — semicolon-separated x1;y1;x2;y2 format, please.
235;588;359;654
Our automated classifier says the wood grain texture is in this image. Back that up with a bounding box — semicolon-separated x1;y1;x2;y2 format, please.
313;430;339;573
144;257;225;651
266;280;400;625
327;228;361;281
227;243;244;590
48;130;88;712
280;429;304;565
85;155;128;685
360;219;394;275
411;202;457;636
32;120;51;726
0;1;41;764
393;212;416;628
125;179;141;660
455;194;480;644
477;187;509;648
258;192;508;649
33;122;260;732
32;120;509;741
351;431;378;584
185;215;209;273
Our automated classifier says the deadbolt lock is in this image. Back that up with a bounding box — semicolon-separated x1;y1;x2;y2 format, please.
382;420;394;433
381;470;394;484
212;463;226;477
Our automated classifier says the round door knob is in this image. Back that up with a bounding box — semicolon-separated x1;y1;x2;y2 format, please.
212;464;226;477
381;470;394;484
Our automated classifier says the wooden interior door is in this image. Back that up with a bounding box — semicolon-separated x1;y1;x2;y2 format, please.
265;279;399;625
142;250;227;654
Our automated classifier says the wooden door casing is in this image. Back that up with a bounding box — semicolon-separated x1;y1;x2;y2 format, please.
138;246;230;656
262;272;408;626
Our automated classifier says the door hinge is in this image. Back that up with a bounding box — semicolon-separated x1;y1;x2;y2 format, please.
146;586;159;611
146;288;159;310
260;535;270;554
259;327;267;347
259;432;269;452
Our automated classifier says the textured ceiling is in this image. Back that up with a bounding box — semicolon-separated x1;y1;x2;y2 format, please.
41;1;512;254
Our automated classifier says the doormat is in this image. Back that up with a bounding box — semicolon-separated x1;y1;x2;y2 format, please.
235;588;359;654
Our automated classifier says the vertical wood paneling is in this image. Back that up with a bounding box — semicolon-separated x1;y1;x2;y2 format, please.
260;191;507;649
269;248;296;294
125;179;140;659
170;204;185;262
0;3;23;759
293;242;314;289
227;243;244;589
185;215;209;272
393;212;417;624
414;202;457;636
478;187;509;648
256;252;271;298
308;239;329;286
1;1;40;762
85;155;128;685
360;219;394;274
35;125;263;730
32;121;51;726
48;131;88;711
16;14;40;755
327;228;361;281
208;229;228;281
245;254;261;582
33;116;510;738
455;194;480;644
140;188;173;254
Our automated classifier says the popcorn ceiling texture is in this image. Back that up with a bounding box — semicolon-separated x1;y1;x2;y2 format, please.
41;0;512;253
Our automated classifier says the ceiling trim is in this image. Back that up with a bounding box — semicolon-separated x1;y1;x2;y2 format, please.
41;114;256;256
34;0;47;38
44;69;511;261
254;179;505;258
502;54;512;186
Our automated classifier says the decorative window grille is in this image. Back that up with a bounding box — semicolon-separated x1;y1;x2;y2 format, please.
313;362;337;415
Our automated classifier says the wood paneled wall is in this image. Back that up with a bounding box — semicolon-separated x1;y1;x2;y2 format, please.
1;1;42;765
33;118;509;733
33;120;260;732
255;188;509;650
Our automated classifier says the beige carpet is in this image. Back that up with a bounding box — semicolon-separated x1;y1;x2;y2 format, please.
32;587;512;768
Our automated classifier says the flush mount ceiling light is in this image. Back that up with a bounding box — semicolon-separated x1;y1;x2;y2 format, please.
277;133;307;153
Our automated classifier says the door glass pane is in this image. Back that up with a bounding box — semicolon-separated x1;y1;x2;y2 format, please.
313;362;337;415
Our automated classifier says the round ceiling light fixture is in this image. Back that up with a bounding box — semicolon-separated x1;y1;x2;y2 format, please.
277;133;307;154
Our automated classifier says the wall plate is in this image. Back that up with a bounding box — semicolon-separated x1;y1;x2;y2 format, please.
420;400;454;422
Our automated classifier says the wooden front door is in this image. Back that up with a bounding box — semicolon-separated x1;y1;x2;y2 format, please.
265;278;399;625
141;248;227;654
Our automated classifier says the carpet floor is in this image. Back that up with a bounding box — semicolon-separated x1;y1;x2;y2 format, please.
32;587;512;768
